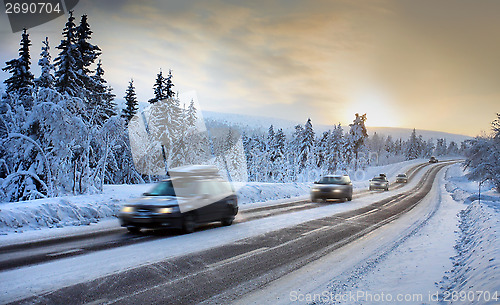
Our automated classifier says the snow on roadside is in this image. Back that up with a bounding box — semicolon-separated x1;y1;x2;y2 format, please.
440;164;500;304
0;159;425;234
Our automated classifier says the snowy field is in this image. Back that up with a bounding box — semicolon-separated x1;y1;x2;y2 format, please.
0;159;426;235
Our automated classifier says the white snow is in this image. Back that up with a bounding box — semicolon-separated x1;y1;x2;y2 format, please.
440;164;500;305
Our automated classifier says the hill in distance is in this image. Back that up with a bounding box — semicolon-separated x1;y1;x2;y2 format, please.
202;110;472;143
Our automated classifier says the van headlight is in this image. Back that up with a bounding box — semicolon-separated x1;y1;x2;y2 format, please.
121;206;134;213
157;207;179;214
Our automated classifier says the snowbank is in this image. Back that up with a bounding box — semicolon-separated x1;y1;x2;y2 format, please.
0;184;153;233
0;182;315;234
441;164;500;304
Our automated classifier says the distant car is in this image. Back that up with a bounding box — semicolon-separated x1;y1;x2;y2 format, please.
118;165;238;234
311;175;353;202
369;175;389;191
396;173;408;183
429;156;438;163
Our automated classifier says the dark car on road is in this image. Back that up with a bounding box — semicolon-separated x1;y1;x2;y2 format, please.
369;175;389;191
429;156;438;163
311;175;353;202
396;173;408;183
118;165;238;233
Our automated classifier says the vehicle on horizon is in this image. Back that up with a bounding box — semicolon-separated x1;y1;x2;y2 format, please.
311;175;353;202
429;156;438;163
396;173;408;183
118;165;238;234
369;175;389;191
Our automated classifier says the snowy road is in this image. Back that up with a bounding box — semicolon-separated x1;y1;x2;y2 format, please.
0;161;459;304
0;162;430;272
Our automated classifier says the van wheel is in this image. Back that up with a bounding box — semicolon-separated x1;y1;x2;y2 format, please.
347;196;352;201
182;214;196;234
221;217;234;226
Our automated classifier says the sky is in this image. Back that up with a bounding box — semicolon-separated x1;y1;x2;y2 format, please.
0;0;499;136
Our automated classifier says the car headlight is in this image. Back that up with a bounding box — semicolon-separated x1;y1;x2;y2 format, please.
311;188;320;192
157;207;177;214
121;206;134;213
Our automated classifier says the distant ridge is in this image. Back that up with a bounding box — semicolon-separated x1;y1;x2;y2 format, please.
202;110;471;143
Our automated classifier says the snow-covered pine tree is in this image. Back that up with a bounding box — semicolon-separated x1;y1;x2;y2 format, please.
35;37;55;89
299;118;315;180
369;132;385;165
121;79;138;125
435;138;447;156
2;28;34;97
186;99;197;128
273;128;286;182
405;128;420;160
266;125;276;180
289;124;304;180
385;135;394;155
171;103;188;168
316;131;329;170
447;141;459;155
347;113;368;170
326;124;344;173
422;138;435;158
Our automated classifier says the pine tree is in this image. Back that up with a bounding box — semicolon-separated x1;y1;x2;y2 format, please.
2;28;34;94
435;138;447;156
385;135;394;155
186;99;197;128
447;141;459;155
149;70;167;104
274;128;286;181
267;125;275;160
75;14;101;76
348;113;368;170
121;79;138;125
35;37;55;89
299;118;315;177
165;69;175;99
54;11;81;95
290;124;304;179
406;128;419;160
90;59;116;124
327;124;344;173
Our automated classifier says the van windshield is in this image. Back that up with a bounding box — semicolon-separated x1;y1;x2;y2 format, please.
144;180;196;197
